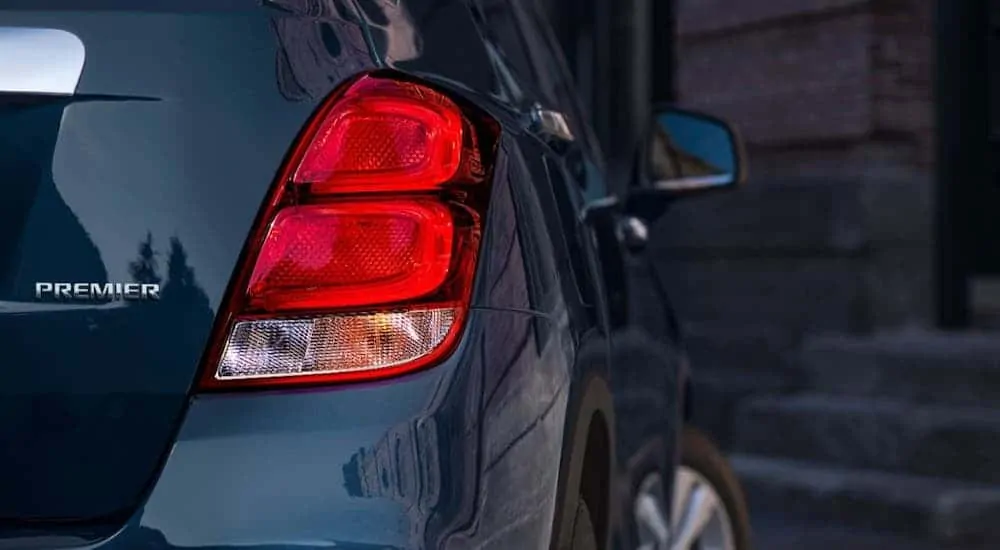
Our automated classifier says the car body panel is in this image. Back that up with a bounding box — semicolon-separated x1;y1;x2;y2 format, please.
0;3;358;525
0;1;683;548
114;306;574;550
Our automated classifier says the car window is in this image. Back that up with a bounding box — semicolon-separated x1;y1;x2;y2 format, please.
469;0;602;165
537;0;597;115
470;0;608;204
467;0;537;109
502;0;608;207
508;0;604;169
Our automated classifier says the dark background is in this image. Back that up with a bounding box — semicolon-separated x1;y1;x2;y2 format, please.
541;0;1000;548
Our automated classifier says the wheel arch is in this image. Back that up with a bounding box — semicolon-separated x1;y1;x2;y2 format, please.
550;374;616;550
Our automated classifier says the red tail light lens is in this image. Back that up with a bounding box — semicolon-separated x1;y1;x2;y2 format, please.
197;73;497;390
293;78;465;193
248;200;455;311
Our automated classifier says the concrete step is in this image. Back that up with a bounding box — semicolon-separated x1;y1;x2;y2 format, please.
687;368;795;450
732;394;1000;484
730;454;1000;546
799;332;1000;406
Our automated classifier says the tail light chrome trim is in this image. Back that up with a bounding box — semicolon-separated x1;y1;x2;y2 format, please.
0;28;85;96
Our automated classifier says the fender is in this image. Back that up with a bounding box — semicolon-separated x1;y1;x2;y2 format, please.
549;370;616;550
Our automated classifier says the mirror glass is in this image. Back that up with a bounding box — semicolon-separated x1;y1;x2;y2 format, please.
648;110;739;192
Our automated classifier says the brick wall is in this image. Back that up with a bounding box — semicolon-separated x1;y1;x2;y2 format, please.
653;0;937;372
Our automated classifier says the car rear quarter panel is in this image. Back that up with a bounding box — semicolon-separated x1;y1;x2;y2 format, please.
96;140;580;550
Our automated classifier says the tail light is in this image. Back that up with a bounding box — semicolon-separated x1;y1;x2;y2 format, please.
197;73;498;390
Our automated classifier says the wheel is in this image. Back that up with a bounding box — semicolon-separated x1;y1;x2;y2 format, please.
672;426;753;550
632;427;752;550
569;495;599;550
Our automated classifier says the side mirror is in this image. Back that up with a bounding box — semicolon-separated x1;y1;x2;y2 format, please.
626;107;746;219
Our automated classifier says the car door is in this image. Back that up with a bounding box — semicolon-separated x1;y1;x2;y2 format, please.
465;0;625;545
493;3;688;549
467;0;611;340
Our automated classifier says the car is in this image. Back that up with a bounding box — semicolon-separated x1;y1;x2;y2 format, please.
0;1;751;549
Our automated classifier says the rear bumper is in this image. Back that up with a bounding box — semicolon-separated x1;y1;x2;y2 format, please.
75;308;571;550
126;369;449;549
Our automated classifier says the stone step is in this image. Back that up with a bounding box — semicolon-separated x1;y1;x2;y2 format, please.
687;368;795;450
682;322;800;375
799;332;1000;406
655;255;866;335
751;513;993;550
732;394;1000;484
730;454;1000;545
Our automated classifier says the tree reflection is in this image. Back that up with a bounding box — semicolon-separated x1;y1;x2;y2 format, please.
128;231;163;287
0;232;216;520
162;236;211;311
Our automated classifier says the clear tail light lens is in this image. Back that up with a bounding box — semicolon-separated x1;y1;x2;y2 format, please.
217;309;456;383
197;73;497;391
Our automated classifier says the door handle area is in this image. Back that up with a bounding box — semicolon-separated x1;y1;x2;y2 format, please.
0;27;85;96
530;103;576;144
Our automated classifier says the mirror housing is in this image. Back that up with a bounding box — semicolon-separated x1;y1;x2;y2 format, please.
625;106;747;220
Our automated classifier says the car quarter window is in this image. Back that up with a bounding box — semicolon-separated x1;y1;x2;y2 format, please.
507;0;604;169
468;0;602;169
467;0;607;323
498;0;608;208
468;0;609;212
466;0;537;108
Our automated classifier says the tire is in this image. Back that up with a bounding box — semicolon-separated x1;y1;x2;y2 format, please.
679;426;753;550
569;495;599;550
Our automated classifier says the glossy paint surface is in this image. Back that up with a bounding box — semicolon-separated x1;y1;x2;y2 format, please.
0;1;683;548
0;2;338;525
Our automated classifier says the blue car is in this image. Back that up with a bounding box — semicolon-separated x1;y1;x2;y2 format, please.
0;1;751;549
